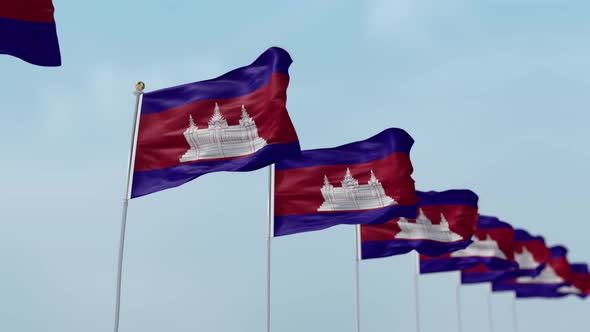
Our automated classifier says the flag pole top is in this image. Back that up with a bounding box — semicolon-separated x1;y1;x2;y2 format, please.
135;81;145;92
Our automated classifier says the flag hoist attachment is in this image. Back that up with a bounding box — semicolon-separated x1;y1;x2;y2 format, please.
113;81;144;332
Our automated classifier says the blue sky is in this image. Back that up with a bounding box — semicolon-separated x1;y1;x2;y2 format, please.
1;0;589;331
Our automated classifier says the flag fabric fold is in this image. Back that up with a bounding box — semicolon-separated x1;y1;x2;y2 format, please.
557;263;590;298
461;229;549;284
420;215;518;274
360;190;478;259
273;128;418;237
513;263;589;299
493;246;572;298
0;0;61;66
131;47;300;198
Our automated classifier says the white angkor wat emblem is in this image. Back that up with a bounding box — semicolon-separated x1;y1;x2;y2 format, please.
395;209;463;242
514;246;540;270
450;234;507;259
317;168;397;212
517;265;564;284
179;103;267;162
557;285;582;294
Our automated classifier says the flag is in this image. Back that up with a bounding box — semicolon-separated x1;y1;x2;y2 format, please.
0;0;61;66
572;264;590;297
462;229;549;284
554;263;590;298
513;263;590;299
511;263;589;299
273;128;418;237
420;215;518;274
495;246;572;298
131;47;300;198
360;190;478;259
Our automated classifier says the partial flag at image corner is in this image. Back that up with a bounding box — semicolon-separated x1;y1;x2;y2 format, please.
0;0;62;67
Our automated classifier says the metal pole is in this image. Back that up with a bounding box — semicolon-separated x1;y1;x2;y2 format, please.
487;291;494;332
414;252;421;332
456;275;463;332
266;164;275;332
512;294;519;332
113;82;144;332
354;225;361;332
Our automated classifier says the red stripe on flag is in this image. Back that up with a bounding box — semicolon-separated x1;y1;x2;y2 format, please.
134;73;297;172
551;257;573;281
274;152;416;216
0;0;55;23
361;205;478;242
361;219;403;241
515;241;550;265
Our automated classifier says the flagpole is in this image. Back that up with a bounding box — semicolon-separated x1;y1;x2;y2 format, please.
487;291;494;332
113;82;144;332
512;294;519;332
456;274;463;332
414;252;421;332
266;164;275;332
354;225;362;332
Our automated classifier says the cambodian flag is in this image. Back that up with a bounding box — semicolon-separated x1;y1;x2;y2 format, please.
273;128;418;237
420;216;518;274
0;0;61;66
131;47;300;198
572;264;590;297
492;246;572;298
555;263;590;298
462;229;549;284
360;190;478;259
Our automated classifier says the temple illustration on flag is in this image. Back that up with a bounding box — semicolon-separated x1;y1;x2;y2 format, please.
514;247;539;269
317;169;397;211
517;265;564;284
395;209;463;242
557;285;582;294
179;103;267;162
450;234;507;259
